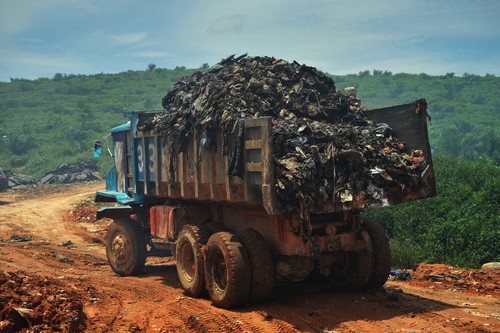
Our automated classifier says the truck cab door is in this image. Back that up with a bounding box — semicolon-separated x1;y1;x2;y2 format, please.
112;131;129;193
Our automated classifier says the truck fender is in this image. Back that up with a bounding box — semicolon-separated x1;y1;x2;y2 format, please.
97;206;133;220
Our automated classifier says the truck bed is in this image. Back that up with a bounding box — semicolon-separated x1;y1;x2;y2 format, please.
120;101;435;215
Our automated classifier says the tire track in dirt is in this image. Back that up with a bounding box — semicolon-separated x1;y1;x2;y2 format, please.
154;297;295;332
0;183;104;246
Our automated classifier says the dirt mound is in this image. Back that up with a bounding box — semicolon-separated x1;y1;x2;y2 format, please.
0;270;87;332
66;198;111;245
410;263;500;296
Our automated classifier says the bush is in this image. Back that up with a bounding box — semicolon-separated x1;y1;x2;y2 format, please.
390;237;423;269
365;156;499;268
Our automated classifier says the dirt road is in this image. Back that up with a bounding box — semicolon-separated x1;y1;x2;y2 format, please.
1;183;499;332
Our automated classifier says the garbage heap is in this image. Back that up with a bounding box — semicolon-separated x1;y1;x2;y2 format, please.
141;55;428;215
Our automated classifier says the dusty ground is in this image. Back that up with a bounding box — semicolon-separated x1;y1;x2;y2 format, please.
0;182;498;333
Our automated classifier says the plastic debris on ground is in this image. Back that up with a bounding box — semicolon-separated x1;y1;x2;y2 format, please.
141;55;429;215
429;273;461;281
57;240;74;247
389;269;411;281
8;235;33;243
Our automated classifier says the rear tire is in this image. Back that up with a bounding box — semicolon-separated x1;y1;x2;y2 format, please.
175;223;220;297
238;228;274;303
328;250;372;292
106;218;146;276
363;218;391;288
175;225;206;297
204;232;251;308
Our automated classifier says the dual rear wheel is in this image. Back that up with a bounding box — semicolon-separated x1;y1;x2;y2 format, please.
176;226;274;308
328;218;391;291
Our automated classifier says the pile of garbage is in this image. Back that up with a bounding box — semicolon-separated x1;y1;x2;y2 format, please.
142;55;428;215
4;162;102;191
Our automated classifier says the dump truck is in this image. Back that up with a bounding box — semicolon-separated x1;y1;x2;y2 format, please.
95;100;435;309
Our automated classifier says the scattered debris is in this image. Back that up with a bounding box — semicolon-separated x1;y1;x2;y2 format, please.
58;240;74;247
59;257;74;263
0;270;86;332
429;273;461;281
9;235;33;243
258;311;273;321
141;55;429;215
407;263;500;296
390;269;411;281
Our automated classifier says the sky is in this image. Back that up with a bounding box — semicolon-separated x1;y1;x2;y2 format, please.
1;0;499;82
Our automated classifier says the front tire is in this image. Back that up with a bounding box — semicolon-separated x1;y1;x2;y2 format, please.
204;232;251;308
106;218;146;276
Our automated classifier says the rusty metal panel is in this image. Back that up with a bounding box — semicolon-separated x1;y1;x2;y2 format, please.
150;205;212;241
221;206;315;257
150;205;171;239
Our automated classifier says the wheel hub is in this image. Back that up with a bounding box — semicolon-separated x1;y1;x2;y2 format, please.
212;251;228;290
180;243;195;281
111;235;127;260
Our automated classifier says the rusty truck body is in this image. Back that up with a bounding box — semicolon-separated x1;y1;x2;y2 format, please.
95;100;435;308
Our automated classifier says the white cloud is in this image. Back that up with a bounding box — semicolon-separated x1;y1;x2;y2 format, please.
127;50;177;58
106;32;148;45
207;15;247;34
19;38;46;44
0;1;57;34
0;49;88;79
0;0;98;35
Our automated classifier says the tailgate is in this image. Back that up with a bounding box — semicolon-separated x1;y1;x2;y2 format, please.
364;99;436;201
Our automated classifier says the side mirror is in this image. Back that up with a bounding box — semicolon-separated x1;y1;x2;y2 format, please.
93;140;102;158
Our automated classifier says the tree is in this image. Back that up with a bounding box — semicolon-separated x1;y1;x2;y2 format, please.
53;73;64;81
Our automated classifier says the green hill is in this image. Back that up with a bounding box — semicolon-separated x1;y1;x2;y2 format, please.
1;67;498;176
0;67;197;175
